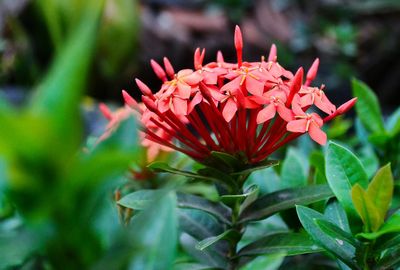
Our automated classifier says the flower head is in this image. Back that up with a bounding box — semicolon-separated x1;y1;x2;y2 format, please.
125;26;356;165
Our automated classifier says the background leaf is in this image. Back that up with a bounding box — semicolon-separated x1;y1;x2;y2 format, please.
325;141;368;220
352;78;385;133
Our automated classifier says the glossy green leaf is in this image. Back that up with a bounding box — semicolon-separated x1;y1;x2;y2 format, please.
325;142;368;219
351;184;383;232
177;193;232;225
352;78;385;133
314;219;359;247
281;148;307;188
296;205;359;269
366;164;394;220
357;210;400;240
196;229;240;251
210;151;242;169
239;185;333;223
118;190;161;210
324;200;351;233
220;184;259;206
178;209;224;240
239;185;260;214
174;262;216;270
376;246;400;270
238;232;322;257
129;192;178;270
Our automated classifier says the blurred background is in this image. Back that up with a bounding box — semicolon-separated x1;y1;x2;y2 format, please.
1;0;400;112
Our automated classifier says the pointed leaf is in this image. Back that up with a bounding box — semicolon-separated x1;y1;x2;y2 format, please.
352;78;385;133
387;107;400;136
296;205;359;269
196;229;240;251
238;232;322;257
178;208;224;240
366;164;394;220
324;200;351;233
326;142;368;219
239;185;333;223
314;219;359;247
351;184;383;232
220;184;259;206
118;190;161;210
357;210;400;240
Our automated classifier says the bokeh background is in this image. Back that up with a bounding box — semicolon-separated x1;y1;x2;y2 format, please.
1;0;400;112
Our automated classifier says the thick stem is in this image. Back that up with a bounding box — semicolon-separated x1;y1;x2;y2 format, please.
228;199;242;270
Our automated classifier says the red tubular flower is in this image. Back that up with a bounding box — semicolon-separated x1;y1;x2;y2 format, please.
125;26;356;165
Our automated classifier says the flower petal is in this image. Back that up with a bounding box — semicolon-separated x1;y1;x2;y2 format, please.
286;119;307;133
246;77;265;96
308;122;327;145
277;104;293;122
257;104;276;124
222;98;238;122
172;97;188;115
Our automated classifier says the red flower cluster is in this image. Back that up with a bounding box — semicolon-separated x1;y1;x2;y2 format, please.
124;26;356;164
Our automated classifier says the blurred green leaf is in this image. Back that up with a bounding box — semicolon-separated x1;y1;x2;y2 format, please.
30;0;105;152
366;164;393;220
281;148;307;188
239;185;333;223
238;232;322;257
358;146;379;179
376;245;400;270
128;192;178;270
325;141;368;220
387;107;400;136
239;253;284;270
230;160;279;176
352;78;385;133
118;189;161;210
310;150;327;184
351;184;383;232
296;205;359;269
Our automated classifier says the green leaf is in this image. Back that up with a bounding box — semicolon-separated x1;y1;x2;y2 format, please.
196;229;240;251
239;185;260;214
239;185;333;223
324;200;351;233
387;107;400;136
325;141;368;219
210;151;242;169
296;205;359;269
180;233;228;269
314;219;359;247
239;253;284;270
281;148;307;188
178;209;224;240
358;146;379;179
220;184;259;206
177;193;232;225
309;150;327;184
351;184;383;232
373;233;400;254
352;78;385;133
128;192;178;270
118;190;161;210
230;160;279;176
357;210;400;240
30;0;105;146
376;246;400;270
366;164;394;220
148;162;234;189
238;232;322;257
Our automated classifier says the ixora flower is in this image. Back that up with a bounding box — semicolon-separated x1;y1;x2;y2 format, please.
123;26;356;165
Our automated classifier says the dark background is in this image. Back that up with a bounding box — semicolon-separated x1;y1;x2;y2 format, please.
1;0;399;113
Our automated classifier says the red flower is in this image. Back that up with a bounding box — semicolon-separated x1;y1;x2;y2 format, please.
124;26;356;165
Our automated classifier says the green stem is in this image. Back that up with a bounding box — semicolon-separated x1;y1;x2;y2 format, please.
228;199;242;270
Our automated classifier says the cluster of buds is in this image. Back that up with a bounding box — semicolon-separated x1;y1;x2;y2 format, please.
123;26;356;164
